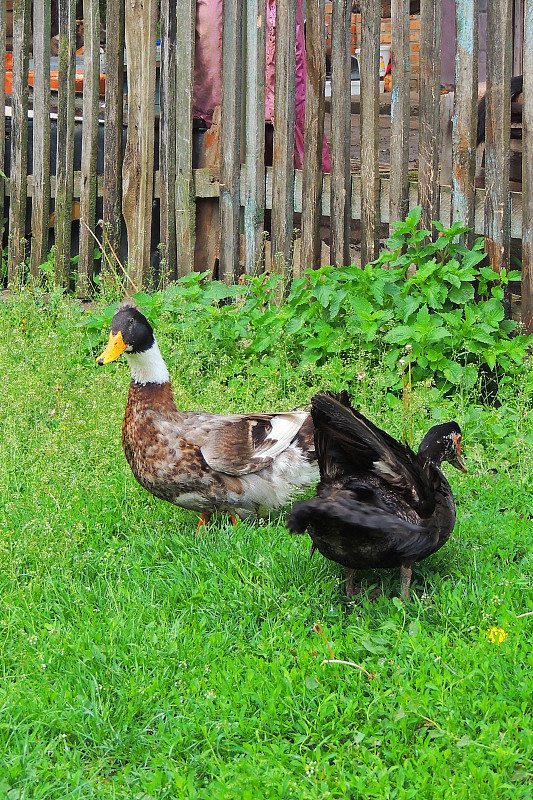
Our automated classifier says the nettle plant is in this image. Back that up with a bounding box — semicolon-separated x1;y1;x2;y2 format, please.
85;207;532;400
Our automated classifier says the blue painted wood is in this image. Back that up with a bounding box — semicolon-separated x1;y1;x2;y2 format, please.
451;0;478;244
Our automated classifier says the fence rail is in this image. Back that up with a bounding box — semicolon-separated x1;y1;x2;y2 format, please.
1;0;532;331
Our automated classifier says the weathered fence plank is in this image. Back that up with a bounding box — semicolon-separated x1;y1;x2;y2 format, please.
175;0;196;277
7;0;31;285
329;0;351;267
484;0;512;300
271;0;296;278
159;0;178;285
219;0;243;284
389;0;411;225
54;0;76;287
102;0;124;279
417;0;442;233
244;0;266;276
522;0;533;332
301;0;326;273
451;0;478;245
0;0;7;250
513;0;524;76
360;0;381;265
77;0;100;297
122;0;157;290
30;0;52;280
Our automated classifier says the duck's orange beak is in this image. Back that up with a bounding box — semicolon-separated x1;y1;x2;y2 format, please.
97;330;127;365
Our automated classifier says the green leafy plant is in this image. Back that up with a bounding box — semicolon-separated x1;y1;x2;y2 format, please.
84;208;532;405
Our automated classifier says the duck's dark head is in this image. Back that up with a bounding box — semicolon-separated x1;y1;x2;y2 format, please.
97;301;170;385
97;301;154;365
417;422;467;472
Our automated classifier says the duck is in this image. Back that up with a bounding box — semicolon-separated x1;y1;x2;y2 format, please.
97;300;319;528
287;390;467;599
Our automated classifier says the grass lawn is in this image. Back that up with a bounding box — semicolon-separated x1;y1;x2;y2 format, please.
1;291;533;799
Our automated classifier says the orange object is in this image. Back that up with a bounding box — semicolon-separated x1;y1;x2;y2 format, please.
5;66;105;96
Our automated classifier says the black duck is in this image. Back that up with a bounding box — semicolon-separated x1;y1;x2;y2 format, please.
287;391;466;599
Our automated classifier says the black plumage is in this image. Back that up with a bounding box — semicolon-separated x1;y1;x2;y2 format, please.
287;391;467;599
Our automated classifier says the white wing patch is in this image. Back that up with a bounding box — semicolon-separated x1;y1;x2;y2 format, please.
251;411;309;460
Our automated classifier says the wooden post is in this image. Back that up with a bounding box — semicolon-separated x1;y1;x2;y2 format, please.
389;0;411;226
418;0;442;234
484;0;512;297
159;0;178;285
301;0;326;273
451;0;478;245
271;0;296;278
77;0;101;298
122;0;158;290
360;0;381;265
521;0;533;332
7;0;31;286
0;0;5;249
102;0;124;282
30;0;52;279
219;0;243;284
329;0;351;267
175;0;196;277
244;0;266;276
54;0;76;287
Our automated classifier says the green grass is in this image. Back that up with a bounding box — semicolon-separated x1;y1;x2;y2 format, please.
1;291;533;799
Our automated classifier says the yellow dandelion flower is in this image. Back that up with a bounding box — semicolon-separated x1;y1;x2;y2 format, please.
487;627;508;645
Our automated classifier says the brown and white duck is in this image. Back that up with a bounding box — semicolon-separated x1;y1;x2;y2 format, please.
97;300;318;528
287;390;467;599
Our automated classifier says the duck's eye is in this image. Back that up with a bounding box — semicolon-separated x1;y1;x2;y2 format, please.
453;433;462;452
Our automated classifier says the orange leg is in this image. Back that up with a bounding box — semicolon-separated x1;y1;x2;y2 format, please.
195;512;211;535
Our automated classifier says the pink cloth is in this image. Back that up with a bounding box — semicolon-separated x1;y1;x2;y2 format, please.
193;0;330;171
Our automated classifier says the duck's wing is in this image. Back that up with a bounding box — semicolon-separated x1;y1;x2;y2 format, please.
311;392;437;517
183;410;312;476
288;489;425;559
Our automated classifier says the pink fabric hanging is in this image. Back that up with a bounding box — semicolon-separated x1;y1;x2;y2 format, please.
193;0;330;172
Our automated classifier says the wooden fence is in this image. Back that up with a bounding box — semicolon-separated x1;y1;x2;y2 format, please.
1;0;532;331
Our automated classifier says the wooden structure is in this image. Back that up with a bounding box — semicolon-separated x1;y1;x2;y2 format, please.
1;0;532;331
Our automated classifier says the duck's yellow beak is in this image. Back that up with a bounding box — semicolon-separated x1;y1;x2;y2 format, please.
97;330;127;365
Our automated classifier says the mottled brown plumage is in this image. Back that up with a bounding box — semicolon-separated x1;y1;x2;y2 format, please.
287;391;467;599
97;301;318;526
